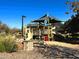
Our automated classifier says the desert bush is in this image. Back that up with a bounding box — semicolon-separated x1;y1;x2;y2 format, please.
0;42;5;52
53;34;65;42
3;39;17;52
39;41;44;45
0;34;17;52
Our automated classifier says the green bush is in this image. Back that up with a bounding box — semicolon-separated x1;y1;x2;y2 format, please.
0;42;5;52
0;34;17;53
65;34;79;38
39;41;44;45
3;39;17;52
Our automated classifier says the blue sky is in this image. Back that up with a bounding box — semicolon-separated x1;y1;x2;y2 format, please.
0;0;72;29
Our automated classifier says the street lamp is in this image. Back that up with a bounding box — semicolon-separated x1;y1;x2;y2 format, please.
22;15;26;38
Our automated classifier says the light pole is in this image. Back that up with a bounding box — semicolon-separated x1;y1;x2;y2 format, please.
22;15;26;38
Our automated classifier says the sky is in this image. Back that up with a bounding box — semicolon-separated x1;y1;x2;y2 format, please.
0;0;73;29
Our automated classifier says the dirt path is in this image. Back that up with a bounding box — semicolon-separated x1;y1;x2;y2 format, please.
0;41;79;59
0;45;79;59
44;41;79;49
36;45;79;59
0;48;47;59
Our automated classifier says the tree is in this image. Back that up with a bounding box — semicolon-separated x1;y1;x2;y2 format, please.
11;28;21;34
64;13;79;33
0;21;20;34
65;0;79;14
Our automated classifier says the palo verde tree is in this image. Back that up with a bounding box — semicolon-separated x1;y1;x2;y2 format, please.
65;0;79;14
64;0;79;34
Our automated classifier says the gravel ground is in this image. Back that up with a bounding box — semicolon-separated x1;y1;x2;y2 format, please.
0;45;79;59
36;45;79;59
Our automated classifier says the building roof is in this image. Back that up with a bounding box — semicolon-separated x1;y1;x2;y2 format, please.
32;19;44;23
27;24;38;28
32;14;62;24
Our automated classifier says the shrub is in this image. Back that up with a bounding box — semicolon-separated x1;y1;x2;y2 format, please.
53;34;65;42
0;34;17;52
3;39;17;52
39;41;44;45
0;42;5;52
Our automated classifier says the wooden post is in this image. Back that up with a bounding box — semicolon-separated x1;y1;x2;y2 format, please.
48;17;50;41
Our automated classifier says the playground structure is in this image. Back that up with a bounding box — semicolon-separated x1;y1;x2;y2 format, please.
24;14;62;41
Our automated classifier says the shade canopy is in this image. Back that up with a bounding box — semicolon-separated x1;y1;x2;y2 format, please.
32;14;62;24
48;18;62;23
32;19;44;23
